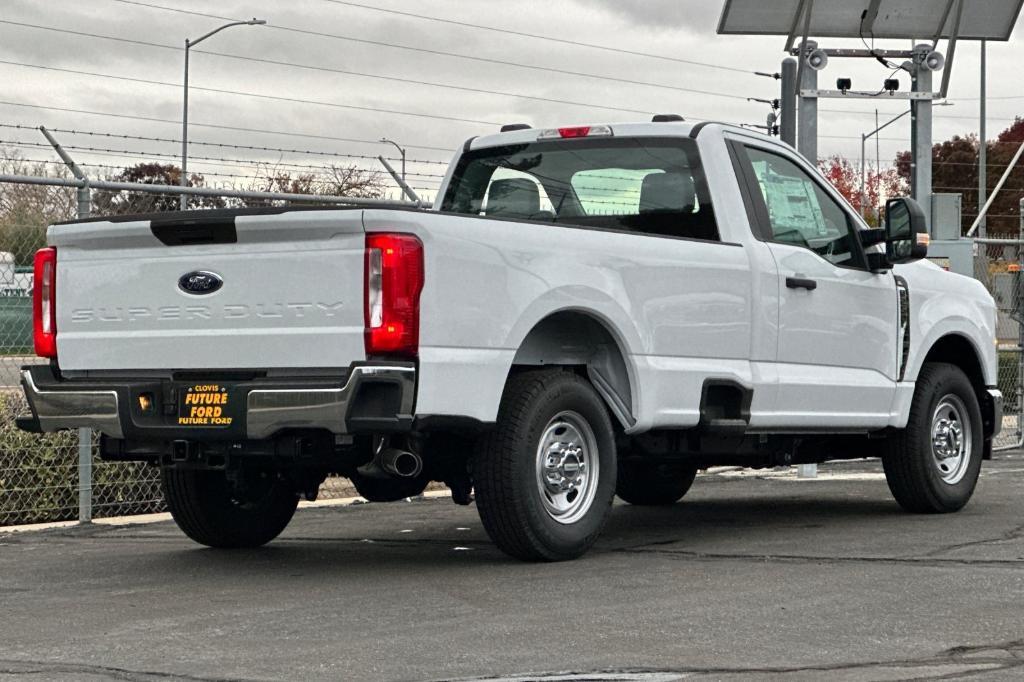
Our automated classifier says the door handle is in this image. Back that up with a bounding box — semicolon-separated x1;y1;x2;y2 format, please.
786;276;817;291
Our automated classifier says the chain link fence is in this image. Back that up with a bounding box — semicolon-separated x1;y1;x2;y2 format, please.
974;237;1024;451
3;172;1022;526
0;176;420;527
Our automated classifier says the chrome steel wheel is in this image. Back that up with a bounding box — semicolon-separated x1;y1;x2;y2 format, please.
931;394;972;485
535;410;600;525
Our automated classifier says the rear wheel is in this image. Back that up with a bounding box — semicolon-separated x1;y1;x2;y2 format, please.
883;362;983;513
473;370;617;562
161;467;299;548
616;460;698;506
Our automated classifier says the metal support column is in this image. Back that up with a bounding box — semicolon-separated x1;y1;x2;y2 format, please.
911;44;934;230
780;57;797;147
979;40;987;239
797;41;818;164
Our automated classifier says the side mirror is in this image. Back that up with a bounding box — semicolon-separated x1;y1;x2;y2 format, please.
885;197;930;264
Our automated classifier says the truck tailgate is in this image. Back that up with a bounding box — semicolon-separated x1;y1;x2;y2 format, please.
49;210;367;372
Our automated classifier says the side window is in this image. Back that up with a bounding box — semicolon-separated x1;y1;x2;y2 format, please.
744;146;862;267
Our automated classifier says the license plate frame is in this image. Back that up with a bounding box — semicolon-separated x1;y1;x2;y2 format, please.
176;382;237;429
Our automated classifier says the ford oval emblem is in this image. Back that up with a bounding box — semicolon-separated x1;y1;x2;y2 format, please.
178;271;223;295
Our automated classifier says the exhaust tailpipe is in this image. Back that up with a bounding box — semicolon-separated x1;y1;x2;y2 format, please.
378;448;423;479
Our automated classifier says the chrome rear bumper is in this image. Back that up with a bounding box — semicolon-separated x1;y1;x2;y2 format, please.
21;368;124;438
18;364;415;440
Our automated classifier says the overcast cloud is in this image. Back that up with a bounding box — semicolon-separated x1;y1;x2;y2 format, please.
0;0;1020;199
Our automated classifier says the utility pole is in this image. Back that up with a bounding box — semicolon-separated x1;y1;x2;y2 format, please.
779;58;797;147
911;43;934;230
797;41;818;164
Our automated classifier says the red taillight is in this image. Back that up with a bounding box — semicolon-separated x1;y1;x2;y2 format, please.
364;233;424;357
558;126;591;138
32;246;57;358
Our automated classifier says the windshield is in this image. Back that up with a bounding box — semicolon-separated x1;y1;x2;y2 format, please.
440;137;719;241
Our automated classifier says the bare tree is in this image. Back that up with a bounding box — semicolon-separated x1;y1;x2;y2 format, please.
238;163;386;207
0;150;76;264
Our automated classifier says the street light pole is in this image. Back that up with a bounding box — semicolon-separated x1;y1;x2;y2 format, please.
380;138;406;181
180;18;266;210
860;109;911;220
859;102;953;220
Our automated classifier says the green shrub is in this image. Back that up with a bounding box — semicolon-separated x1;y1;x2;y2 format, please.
1;391;164;526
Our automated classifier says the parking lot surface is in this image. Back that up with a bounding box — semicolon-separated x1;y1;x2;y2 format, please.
2;455;1023;682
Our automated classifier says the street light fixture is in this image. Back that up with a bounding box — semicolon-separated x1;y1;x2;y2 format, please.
380;138;406;181
180;17;266;210
859;102;953;220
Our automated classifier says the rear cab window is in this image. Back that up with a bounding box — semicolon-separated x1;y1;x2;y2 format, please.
441;137;719;241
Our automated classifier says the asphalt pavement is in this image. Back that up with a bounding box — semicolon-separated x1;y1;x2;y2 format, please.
2;455;1023;682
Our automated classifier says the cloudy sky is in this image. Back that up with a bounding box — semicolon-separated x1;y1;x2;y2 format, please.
1;0;1021;201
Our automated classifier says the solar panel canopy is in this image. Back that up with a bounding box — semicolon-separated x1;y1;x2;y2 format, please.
717;0;1023;40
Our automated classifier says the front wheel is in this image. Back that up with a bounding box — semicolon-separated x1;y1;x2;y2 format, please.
882;362;983;513
161;467;299;548
473;370;617;561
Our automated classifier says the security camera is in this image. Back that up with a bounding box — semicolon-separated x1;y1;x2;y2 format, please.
806;48;829;71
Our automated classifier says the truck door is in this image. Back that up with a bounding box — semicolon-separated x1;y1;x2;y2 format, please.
733;142;899;429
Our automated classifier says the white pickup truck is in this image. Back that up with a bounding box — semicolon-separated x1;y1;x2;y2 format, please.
18;119;1001;561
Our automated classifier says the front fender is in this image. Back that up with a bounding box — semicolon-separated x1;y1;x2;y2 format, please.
901;265;997;387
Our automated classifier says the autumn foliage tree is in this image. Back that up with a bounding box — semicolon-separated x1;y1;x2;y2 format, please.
895;117;1024;236
92;163;224;215
818;154;908;225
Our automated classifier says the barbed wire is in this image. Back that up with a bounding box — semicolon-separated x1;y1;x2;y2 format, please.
0;122;450;166
0;100;456;153
0;138;447;179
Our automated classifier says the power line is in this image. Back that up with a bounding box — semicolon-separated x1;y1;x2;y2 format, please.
103;0;760;102
0;59;500;127
0;20;662;118
0;100;454;152
317;0;755;75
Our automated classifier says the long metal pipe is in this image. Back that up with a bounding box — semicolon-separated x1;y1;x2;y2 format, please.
967;142;1024;237
180;19;266;210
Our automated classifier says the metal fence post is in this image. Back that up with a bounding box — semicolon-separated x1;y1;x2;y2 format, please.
76;184;93;524
1018;200;1024;447
39;127;95;523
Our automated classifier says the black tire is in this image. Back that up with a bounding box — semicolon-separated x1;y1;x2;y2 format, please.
616;460;698;506
349;472;429;502
473;370;617;562
883;362;983;513
161;468;299;548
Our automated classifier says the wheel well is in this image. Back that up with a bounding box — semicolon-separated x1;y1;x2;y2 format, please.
922;334;986;393
512;311;634;428
921;334;998;443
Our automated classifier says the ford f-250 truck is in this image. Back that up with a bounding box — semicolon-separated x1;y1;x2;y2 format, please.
18;119;1002;561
